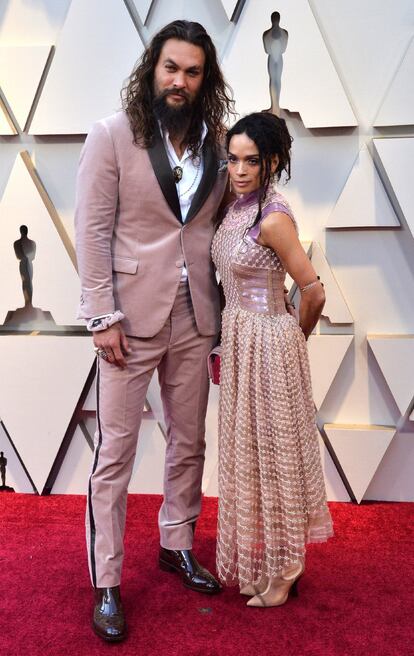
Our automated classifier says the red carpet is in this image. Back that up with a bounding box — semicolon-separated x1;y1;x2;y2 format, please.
1;494;414;656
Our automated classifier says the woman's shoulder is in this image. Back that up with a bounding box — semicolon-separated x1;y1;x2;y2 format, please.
260;190;298;236
262;190;294;219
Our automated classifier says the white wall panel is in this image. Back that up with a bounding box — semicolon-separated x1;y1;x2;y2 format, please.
310;0;414;128
0;0;70;46
317;432;350;502
374;37;414;127
219;0;239;21
0;336;95;493
324;424;396;503
311;243;353;323
364;432;414;502
52;425;91;494
326;146;400;229
0;45;52;131
0;421;34;493
368;335;414;416
29;0;144;134
222;0;356;126
373;137;414;239
0;152;82;326
307;335;353;410
0;102;15;134
131;0;154;23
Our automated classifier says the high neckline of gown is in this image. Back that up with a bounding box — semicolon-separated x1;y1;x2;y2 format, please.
233;189;261;210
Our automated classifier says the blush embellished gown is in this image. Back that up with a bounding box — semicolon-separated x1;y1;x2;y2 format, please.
211;189;333;588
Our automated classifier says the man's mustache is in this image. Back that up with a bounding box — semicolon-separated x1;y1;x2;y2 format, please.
161;88;190;101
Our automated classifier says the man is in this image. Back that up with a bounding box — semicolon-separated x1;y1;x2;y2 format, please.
75;20;233;642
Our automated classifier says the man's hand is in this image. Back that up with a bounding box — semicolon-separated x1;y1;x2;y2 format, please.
93;323;131;368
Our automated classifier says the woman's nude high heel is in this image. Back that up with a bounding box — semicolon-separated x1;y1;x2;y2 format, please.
240;576;269;597
246;561;304;608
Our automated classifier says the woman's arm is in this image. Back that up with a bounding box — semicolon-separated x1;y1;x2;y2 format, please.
259;212;325;340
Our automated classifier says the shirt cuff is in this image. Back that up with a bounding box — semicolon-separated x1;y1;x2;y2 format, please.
86;310;125;332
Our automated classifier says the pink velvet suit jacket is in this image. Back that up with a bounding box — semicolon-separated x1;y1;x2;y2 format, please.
75;111;227;338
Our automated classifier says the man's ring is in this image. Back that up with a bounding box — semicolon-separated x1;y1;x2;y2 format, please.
94;347;108;360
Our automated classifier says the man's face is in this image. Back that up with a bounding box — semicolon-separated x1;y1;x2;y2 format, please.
153;38;205;109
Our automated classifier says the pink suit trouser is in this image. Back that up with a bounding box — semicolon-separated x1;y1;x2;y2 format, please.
86;281;217;588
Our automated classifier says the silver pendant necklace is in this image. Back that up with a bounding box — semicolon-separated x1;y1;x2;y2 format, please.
167;150;201;197
173;166;183;183
178;163;201;198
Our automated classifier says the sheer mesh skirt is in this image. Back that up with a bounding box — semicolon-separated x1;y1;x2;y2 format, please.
216;308;333;587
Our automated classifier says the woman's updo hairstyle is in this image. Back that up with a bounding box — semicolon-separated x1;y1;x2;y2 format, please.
226;112;293;227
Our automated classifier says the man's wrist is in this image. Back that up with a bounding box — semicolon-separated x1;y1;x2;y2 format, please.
87;311;125;332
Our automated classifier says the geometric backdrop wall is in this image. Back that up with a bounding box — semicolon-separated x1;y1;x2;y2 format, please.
1;0;414;502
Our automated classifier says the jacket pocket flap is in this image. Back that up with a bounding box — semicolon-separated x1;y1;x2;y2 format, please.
112;256;138;274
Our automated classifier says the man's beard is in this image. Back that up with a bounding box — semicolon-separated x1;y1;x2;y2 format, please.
153;90;195;137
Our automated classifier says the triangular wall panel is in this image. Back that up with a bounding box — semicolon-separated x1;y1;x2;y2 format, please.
373;138;414;239
51;425;91;494
311;243;353;324
0;45;52;131
0;101;16;134
0;152;81;326
326;146;400;228
374;37;414;126
83;376;97;412
30;0;144;134
222;0;356;126
324;424;396;503
219;0;239;21
0;336;95;493
368;335;414;416
130;0;153;23
307;335;354;410
0;421;34;493
317;431;350;502
364;432;414;502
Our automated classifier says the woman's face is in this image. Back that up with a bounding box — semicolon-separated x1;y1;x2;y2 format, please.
227;132;261;195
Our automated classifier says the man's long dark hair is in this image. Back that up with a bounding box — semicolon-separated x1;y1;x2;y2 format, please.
121;20;234;154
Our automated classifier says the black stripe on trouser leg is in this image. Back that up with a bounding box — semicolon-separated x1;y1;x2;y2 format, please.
87;357;103;588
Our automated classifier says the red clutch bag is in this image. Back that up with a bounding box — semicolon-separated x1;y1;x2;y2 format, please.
207;345;222;385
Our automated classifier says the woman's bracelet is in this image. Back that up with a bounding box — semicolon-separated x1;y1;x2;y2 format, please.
300;276;323;293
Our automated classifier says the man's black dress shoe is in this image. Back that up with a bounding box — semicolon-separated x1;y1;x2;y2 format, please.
93;585;126;642
159;547;222;594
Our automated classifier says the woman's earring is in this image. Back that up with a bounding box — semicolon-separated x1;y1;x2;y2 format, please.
229;179;232;193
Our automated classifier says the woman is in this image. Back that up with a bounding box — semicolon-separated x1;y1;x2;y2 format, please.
212;113;333;608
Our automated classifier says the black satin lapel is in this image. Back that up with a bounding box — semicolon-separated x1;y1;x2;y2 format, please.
185;142;218;223
147;130;182;222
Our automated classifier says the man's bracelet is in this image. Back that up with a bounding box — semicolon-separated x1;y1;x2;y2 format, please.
86;311;125;332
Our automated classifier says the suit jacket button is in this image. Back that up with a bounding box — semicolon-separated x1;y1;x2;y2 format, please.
175;260;184;267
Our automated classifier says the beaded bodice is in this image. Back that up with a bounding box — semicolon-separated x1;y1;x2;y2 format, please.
211;190;296;315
